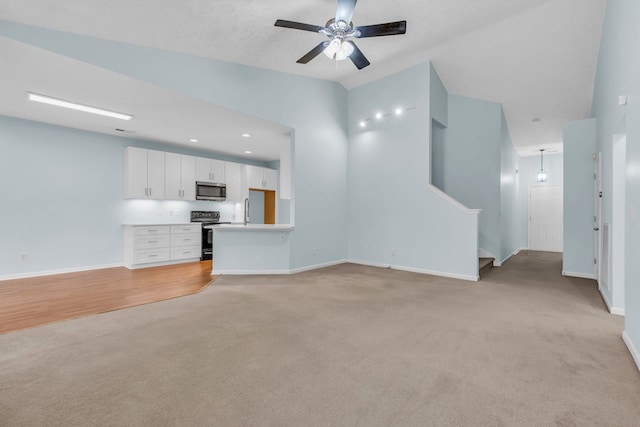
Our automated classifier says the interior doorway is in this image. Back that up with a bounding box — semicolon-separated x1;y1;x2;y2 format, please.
249;189;276;224
529;185;563;252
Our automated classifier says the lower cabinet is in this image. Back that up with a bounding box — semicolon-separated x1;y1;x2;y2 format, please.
124;224;202;269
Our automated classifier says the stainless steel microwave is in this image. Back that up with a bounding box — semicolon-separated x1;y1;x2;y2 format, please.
195;181;226;201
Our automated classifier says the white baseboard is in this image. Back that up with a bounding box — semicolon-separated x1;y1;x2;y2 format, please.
496;248;521;267
215;259;348;276
611;307;625;316
348;259;392;269
349;259;478;282
597;284;625;316
0;263;124;281
289;259;347;274
391;265;479;282
622;331;640;372
562;271;596;280
214;269;291;275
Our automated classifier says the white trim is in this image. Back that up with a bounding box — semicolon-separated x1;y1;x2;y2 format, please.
497;248;521;267
348;259;392;269
348;259;479;282
214;259;348;276
289;259;348;274
391;265;479;282
562;271;596;280
611;307;625;316
214;269;291;275
0;263;124;281
478;248;495;259
623;331;640;372
428;184;481;215
597;284;625;316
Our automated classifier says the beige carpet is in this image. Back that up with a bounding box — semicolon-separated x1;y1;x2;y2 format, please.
1;251;639;426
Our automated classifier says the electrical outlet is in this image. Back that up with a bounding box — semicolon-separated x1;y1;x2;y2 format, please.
280;234;286;241
20;253;28;261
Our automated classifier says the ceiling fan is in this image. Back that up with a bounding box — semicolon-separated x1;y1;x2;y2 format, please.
274;0;407;70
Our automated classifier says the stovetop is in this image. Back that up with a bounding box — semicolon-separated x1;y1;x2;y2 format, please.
190;210;220;223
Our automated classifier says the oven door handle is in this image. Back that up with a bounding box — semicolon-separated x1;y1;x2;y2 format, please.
207;229;213;245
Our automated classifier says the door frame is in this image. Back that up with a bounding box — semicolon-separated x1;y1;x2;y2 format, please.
593;152;602;285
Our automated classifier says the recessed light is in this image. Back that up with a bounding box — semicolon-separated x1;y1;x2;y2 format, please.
189;138;198;143
244;150;252;154
242;133;251;138
375;112;382;120
28;92;133;120
395;108;403;115
359;121;366;127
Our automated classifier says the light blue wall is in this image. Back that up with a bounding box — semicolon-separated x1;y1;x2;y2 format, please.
500;110;519;263
248;190;265;224
591;0;640;357
0;20;350;272
347;62;479;279
444;94;502;259
562;119;596;277
516;153;564;249
0;116;247;277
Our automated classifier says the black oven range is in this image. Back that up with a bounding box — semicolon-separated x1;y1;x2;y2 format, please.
190;210;230;260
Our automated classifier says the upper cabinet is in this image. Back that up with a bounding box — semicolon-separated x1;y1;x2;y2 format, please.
124;147;165;199
247;165;278;191
224;162;244;203
196;157;225;183
165;153;196;201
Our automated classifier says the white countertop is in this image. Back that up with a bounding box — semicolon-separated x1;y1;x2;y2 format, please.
206;224;295;231
122;223;195;226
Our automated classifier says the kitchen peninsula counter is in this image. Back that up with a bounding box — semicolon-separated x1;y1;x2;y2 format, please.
205;224;295;231
209;224;295;275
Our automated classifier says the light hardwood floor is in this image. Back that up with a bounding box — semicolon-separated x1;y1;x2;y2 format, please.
0;261;214;334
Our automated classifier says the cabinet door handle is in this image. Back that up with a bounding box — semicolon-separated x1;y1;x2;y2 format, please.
148;254;157;258
149;188;152;196
145;187;148;196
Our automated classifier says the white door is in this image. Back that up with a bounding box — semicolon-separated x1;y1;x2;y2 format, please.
594;153;602;282
529;185;563;252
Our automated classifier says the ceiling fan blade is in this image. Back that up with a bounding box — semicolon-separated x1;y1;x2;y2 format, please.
345;41;370;70
274;19;325;33
336;0;357;23
296;42;329;64
354;20;407;38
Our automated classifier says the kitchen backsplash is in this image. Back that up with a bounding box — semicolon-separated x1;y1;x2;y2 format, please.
121;199;238;224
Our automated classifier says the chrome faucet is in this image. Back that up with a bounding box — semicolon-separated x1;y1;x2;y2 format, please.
244;197;250;225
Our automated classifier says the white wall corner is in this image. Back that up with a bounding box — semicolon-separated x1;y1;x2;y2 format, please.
622;331;640;373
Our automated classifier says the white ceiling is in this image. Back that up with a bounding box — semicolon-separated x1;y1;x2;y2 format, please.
0;0;606;158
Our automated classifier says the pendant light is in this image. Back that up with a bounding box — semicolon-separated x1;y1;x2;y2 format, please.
537;149;548;182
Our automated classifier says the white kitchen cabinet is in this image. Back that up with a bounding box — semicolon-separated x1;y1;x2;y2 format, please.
247;165;278;191
196;157;225;183
224;162;244;203
124;147;165;199
165;153;196;200
124;224;202;268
